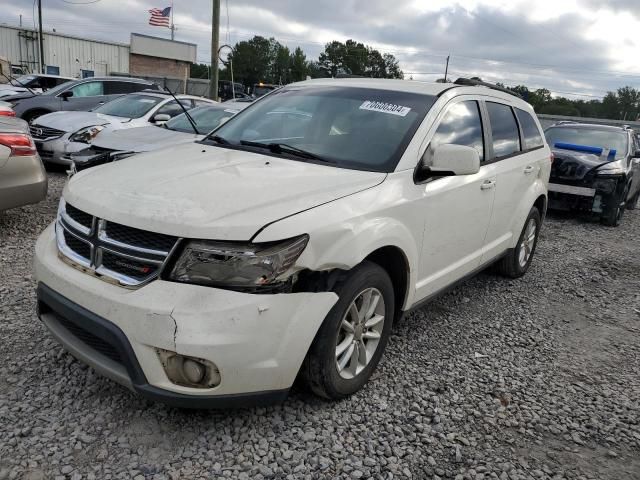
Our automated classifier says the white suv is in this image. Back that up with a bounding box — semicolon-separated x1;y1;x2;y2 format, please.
34;78;551;408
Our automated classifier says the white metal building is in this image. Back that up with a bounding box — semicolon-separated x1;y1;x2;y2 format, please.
0;24;129;78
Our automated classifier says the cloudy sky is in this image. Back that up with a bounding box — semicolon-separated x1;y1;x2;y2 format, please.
1;0;639;99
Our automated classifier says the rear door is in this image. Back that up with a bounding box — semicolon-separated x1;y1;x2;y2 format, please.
481;101;545;262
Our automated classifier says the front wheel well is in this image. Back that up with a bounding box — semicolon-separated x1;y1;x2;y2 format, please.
534;194;547;218
364;246;409;322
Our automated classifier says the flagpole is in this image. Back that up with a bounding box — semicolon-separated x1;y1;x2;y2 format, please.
170;0;175;40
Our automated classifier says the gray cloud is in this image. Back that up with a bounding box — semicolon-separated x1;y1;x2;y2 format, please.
1;0;639;99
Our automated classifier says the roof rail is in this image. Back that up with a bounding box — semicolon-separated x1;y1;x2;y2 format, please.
453;77;522;98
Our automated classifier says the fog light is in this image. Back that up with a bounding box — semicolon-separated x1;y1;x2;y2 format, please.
156;349;221;389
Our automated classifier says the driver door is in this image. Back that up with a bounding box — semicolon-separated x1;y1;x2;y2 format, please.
415;98;496;301
62;81;107;111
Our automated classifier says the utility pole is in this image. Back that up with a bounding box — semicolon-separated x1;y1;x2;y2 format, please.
170;0;175;41
37;0;45;73
208;0;220;101
444;55;450;83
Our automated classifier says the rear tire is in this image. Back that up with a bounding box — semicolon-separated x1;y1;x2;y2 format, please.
495;207;541;279
301;261;394;400
601;185;628;227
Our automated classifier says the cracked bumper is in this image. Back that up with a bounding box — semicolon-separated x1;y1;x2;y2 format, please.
34;223;339;406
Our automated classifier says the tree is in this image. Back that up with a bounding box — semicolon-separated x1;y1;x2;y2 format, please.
227;36;274;88
317;39;403;79
290;47;309;82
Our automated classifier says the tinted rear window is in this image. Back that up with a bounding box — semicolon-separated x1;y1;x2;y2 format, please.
487;102;521;158
515;108;544;150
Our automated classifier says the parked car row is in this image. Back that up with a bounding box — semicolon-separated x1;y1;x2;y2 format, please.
1;75;637;409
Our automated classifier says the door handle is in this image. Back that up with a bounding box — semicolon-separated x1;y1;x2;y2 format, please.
523;165;535;174
481;180;496;190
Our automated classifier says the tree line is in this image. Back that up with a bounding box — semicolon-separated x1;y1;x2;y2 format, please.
191;35;403;87
190;35;638;121
497;84;640;121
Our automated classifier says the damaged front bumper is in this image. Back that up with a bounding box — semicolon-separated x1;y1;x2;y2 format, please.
34;223;339;408
548;175;623;215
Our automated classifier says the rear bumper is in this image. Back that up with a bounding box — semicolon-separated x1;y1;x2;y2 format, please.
0;155;47;211
37;283;289;409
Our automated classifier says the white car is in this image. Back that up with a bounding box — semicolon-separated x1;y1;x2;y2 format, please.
34;78;551;408
30;91;216;165
70;103;250;170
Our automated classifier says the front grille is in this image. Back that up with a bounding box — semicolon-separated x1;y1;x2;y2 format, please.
30;124;65;141
55;314;122;364
57;200;178;288
65;203;93;230
105;222;177;253
63;230;92;259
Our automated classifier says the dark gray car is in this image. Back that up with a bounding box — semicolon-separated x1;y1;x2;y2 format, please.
4;77;161;122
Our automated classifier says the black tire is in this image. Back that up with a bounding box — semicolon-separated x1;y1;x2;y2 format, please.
601;185;628;227
626;189;640;210
301;261;395;400
494;207;542;279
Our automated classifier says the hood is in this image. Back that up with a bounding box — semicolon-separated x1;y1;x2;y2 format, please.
0;85;27;96
64;143;386;240
92;125;198;153
0;91;36;101
550;148;612;181
35;111;127;133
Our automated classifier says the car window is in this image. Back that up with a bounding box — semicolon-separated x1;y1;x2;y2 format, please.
166;105;238;134
104;81;149;95
128;82;155;93
70;81;104;97
212;86;436;172
93;94;165;118
515;108;544;150
544;127;629;160
42;77;59;89
156;99;192;118
429;100;484;162
487;102;521;158
194;100;214;108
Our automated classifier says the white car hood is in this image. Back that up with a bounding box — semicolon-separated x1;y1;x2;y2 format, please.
92;125;199;152
63;143;386;240
35;111;128;133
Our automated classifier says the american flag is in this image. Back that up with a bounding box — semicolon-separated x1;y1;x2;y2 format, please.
149;6;171;27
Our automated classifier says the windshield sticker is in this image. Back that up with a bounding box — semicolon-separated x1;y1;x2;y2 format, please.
359;101;411;117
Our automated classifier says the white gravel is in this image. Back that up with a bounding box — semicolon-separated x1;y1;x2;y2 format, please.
1;172;639;480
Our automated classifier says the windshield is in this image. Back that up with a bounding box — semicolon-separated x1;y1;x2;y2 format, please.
545;127;628;160
94;94;164;118
43;80;76;96
166;105;238;134
11;75;36;87
208;86;436;172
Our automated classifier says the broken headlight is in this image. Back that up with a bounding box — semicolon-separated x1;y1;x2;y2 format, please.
168;235;308;289
592;177;618;194
70;125;105;144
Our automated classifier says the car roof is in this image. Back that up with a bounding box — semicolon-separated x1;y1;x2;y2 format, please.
71;76;157;84
20;74;74;80
132;91;212;100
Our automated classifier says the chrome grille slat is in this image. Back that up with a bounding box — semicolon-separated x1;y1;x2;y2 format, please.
30;124;66;141
55;201;179;288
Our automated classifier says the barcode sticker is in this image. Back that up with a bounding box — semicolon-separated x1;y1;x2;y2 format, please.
359;101;411;117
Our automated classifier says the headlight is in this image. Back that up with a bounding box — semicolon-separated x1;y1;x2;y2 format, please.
70;125;105;143
169;235;309;289
592;177;618;194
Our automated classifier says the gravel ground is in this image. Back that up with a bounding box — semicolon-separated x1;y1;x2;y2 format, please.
1;172;639;480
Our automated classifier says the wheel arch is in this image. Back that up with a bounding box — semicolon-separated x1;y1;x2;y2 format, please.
363;246;410;322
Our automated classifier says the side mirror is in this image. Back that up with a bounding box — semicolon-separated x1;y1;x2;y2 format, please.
153;114;171;124
59;91;74;101
417;144;481;182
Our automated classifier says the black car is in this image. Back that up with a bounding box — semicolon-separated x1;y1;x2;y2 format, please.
3;77;161;122
545;123;640;226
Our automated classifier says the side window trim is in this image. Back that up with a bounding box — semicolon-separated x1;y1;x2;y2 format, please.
513;107;545;155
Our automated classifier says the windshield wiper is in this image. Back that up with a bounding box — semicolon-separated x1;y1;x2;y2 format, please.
164;86;199;134
209;135;229;145
239;141;334;163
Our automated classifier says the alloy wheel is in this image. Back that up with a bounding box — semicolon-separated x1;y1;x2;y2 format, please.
518;218;537;268
335;287;386;379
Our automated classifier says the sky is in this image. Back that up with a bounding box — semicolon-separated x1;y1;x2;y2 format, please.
1;0;639;100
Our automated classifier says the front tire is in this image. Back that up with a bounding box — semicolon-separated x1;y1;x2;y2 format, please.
495;207;541;278
302;261;394;400
601;185;628;227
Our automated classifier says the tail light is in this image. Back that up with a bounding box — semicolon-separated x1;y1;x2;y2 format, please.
0;133;37;156
0;110;16;117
